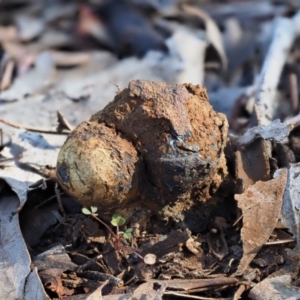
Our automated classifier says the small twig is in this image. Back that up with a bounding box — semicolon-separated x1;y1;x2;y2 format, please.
164;291;232;300
264;239;295;246
34;192;65;209
77;270;123;287
0;117;71;135
0;155;15;164
76;254;103;272
0;128;2;148
233;284;247;300
289;72;299;114
0;59;14;91
56;111;74;131
55;183;65;217
109;81;121;93
232;214;243;227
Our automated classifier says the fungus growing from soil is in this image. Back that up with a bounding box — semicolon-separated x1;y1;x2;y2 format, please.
56;80;228;222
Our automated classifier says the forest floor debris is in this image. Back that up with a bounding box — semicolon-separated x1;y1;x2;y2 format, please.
2;0;300;299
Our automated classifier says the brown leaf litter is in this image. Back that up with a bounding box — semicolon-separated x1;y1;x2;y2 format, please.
3;0;300;299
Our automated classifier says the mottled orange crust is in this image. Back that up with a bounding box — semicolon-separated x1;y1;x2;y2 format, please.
57;80;228;220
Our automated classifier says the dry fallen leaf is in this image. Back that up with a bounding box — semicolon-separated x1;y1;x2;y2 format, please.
235;138;271;190
239;119;292;146
32;244;77;271
281;163;300;253
39;269;73;298
0;129;62;207
0;195;48;299
234;168;287;274
249;274;300;300
24;268;51;300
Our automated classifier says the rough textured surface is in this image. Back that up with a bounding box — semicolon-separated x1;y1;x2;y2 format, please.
57;80;228;223
56;121;146;218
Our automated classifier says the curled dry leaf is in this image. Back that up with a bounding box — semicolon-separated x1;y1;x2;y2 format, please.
234;168;287;275
185;237;200;255
0;59;15;91
39;269;73;298
239;119;292;146
182;4;228;70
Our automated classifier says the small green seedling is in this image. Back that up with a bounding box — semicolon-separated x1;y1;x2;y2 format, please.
111;213;132;239
111;213;126;226
118;228;133;239
82;209;144;260
82;206;98;216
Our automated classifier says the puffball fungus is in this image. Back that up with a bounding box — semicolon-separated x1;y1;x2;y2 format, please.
56;80;228;220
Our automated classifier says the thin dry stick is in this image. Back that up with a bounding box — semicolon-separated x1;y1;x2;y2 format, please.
34;194;57;208
253;11;300;126
0;117;71;135
0;128;2;147
232;214;243;227
289;72;299;113
0;59;14;91
55;183;65;217
233;284;247;300
164;291;232;300
265;239;295;245
57;110;74;131
75;254;103;272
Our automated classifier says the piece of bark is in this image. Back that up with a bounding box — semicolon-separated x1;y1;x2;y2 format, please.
235;138;271;190
141;229;190;258
102;241;124;275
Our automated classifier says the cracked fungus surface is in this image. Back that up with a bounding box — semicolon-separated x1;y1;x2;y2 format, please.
57;80;228;219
